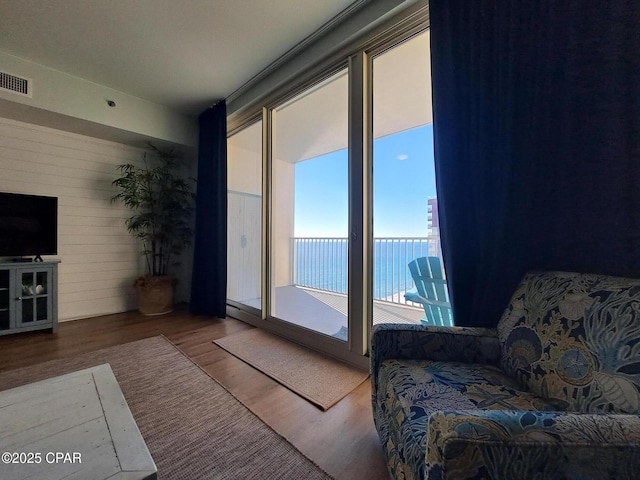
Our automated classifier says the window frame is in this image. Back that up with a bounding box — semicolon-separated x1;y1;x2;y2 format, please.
226;8;430;367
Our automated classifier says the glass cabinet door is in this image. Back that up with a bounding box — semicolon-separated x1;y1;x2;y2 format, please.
18;268;51;326
0;270;10;331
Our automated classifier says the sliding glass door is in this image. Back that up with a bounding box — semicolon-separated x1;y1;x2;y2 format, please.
226;19;435;362
227;121;262;311
270;69;350;342
371;30;442;325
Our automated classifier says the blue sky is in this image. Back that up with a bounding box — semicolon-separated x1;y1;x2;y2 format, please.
294;124;436;237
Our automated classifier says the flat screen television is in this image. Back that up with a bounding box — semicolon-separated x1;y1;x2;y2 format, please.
0;192;58;258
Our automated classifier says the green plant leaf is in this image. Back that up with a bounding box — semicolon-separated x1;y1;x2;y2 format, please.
111;143;195;276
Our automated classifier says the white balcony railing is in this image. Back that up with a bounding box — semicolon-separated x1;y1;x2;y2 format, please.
293;237;442;305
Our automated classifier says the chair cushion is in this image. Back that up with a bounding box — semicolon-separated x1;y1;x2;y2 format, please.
374;359;557;480
497;271;640;413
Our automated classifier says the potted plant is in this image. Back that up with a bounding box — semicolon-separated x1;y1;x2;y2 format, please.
111;143;195;315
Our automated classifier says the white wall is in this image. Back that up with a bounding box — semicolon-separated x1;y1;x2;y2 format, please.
0;116;190;321
272;157;294;288
227;121;262;304
0;52;198;147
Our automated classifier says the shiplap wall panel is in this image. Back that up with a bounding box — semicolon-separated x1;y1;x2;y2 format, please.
0;117;143;321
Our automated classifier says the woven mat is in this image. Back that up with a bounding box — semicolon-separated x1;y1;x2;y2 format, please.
214;328;369;410
0;336;333;480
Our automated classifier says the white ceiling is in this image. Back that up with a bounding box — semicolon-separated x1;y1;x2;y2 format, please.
0;0;358;116
275;30;431;163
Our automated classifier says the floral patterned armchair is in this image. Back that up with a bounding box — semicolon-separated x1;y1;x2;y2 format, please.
371;271;640;480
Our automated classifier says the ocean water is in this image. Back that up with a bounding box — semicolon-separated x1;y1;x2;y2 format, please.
294;239;438;300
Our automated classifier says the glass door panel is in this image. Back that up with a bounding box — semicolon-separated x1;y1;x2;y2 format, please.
371;31;450;325
21;271;35;323
35;271;49;321
227;121;263;311
271;69;349;341
0;270;9;330
19;269;50;325
36;271;48;293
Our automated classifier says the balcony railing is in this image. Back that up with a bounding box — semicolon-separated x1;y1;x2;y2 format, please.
293;237;442;305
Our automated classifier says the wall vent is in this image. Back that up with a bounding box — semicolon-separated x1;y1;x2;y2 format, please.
0;71;32;97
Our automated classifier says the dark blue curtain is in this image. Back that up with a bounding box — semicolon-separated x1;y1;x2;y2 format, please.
190;101;227;317
430;1;640;327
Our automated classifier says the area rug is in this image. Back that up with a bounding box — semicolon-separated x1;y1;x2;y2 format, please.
0;336;333;480
213;328;369;410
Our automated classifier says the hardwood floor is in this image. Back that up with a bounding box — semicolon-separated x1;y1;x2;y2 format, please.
0;309;390;480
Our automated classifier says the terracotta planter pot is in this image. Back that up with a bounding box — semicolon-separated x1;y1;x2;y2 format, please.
135;275;174;315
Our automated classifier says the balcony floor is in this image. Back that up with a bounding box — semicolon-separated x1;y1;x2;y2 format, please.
241;285;423;340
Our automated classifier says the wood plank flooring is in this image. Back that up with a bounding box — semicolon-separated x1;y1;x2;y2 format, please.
0;309;389;480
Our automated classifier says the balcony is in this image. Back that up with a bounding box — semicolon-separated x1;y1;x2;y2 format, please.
229;237;444;338
272;236;442;338
294;236;441;305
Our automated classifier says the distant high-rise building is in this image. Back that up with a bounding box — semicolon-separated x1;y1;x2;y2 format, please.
427;198;439;237
426;198;440;257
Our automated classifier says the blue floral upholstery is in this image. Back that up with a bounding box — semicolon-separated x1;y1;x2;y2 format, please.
376;360;558;480
426;410;640;480
371;271;640;480
498;271;640;413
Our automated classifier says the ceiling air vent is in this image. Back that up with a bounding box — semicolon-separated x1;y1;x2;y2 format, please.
0;71;32;97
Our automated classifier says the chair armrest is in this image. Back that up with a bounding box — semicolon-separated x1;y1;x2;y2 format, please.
405;291;451;309
425;410;640;480
370;324;500;393
404;288;422;303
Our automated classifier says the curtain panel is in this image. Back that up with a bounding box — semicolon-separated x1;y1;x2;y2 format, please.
430;0;640;327
190;101;228;317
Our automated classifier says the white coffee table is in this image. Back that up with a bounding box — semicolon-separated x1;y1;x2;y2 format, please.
0;364;157;480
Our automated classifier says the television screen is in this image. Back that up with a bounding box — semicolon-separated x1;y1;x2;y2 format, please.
0;192;58;258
